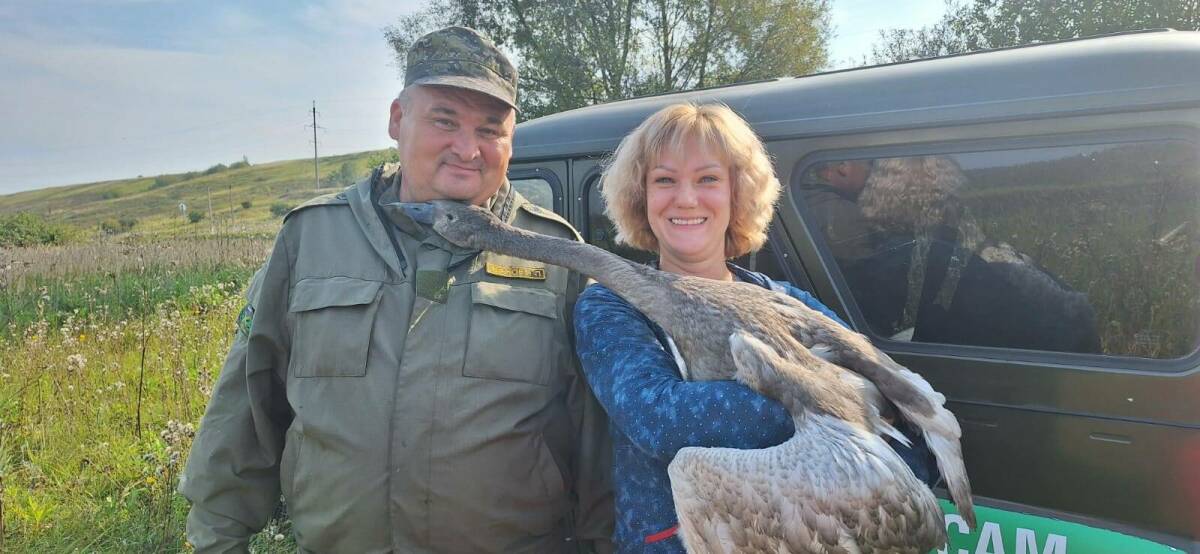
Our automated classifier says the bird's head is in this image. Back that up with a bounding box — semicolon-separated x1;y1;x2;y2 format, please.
400;200;498;250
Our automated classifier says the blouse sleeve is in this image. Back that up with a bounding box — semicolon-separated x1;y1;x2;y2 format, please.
573;285;794;464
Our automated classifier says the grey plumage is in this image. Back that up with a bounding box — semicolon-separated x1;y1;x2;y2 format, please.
404;200;975;553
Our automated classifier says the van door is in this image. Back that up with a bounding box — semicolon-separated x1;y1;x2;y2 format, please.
770;113;1200;552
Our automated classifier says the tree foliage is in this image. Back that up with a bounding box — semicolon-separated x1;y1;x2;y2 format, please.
385;0;831;119
872;0;1200;64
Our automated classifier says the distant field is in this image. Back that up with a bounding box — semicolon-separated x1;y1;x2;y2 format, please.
0;149;396;238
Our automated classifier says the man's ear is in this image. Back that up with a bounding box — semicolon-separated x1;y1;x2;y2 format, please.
388;98;404;141
834;161;851;178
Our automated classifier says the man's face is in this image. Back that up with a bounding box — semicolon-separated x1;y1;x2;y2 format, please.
825;160;870;198
388;85;516;206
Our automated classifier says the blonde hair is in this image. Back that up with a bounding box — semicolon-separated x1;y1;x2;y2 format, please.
600;103;780;258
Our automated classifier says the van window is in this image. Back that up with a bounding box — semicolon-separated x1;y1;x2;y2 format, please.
509;177;555;211
794;140;1199;359
730;227;790;284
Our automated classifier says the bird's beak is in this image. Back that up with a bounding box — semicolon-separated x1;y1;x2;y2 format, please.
400;202;434;225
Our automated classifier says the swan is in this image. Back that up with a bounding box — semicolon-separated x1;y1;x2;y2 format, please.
402;200;975;553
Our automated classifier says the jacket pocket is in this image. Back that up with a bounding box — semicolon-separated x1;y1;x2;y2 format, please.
462;281;560;386
288;276;383;378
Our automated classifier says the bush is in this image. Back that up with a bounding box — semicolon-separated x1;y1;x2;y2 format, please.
365;149;399;169
100;217;137;235
151;176;171;189
99;190;121;200
203;163;228;176
0;213;75;247
269;203;292;218
241;200;253;209
188;210;206;224
229;156;251;170
334;162;358;186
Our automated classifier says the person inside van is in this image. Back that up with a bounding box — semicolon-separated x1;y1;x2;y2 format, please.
571;103;938;552
797;160;878;262
806;155;1102;353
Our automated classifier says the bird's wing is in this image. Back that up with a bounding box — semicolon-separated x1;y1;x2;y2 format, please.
668;448;740;554
766;293;977;528
667;332;946;553
669;420;944;554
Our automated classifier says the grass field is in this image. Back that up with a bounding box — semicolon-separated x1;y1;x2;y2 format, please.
0;241;301;552
0;153;379;551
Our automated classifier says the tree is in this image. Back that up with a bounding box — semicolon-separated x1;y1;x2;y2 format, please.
871;0;1200;64
334;162;358;187
384;0;831;119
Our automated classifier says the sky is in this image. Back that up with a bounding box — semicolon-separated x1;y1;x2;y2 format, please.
1;0;948;195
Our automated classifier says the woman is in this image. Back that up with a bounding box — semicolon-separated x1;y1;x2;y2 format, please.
573;103;937;552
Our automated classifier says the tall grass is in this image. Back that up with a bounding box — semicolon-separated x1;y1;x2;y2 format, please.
0;236;271;339
0;235;295;551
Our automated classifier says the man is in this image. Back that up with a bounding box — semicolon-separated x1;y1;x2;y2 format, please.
180;26;614;553
797;160;876;262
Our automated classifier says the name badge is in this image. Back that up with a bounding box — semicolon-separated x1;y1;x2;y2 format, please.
486;262;546;281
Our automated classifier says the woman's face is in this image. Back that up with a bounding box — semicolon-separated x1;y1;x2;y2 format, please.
645;137;732;273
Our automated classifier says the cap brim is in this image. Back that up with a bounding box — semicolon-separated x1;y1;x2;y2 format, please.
409;75;519;112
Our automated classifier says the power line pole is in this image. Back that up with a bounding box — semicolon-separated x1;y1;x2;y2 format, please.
307;101;323;191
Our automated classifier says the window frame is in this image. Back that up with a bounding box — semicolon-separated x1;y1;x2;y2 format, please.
580;169;604;244
507;167;564;214
789;126;1200;373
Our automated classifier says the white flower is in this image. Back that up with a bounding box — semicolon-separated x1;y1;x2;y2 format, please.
66;353;87;371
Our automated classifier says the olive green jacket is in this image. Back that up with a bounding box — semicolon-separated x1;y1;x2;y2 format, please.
180;166;614;553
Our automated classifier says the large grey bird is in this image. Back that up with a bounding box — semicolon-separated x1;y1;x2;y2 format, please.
403;200;975;553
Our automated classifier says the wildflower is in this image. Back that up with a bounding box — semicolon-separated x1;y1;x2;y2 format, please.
66;353;87;371
274;534;286;541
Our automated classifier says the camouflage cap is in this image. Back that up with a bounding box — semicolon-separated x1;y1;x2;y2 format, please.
405;26;518;111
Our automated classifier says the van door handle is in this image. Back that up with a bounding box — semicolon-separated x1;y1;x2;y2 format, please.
1088;432;1132;445
960;417;998;428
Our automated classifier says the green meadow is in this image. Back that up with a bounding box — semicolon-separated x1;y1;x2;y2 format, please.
0;151;401;551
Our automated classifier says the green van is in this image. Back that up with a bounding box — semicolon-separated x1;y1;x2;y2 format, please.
506;29;1200;553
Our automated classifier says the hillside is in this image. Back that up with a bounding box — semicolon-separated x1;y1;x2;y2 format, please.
0;149;397;237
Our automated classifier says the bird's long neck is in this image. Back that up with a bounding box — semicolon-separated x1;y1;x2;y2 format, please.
471;221;658;301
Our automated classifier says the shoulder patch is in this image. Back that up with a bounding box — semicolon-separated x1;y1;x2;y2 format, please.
284;190;350;220
235;303;254;340
518;202;583;242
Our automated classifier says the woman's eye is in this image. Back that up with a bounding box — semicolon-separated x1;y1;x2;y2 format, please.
653;176;674;185
700;175;719;183
434;119;455;129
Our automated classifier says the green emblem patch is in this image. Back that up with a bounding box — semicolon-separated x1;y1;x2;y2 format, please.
416;269;451;303
236;304;255;339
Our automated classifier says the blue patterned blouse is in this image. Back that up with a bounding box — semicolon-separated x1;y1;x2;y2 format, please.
573;263;938;553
